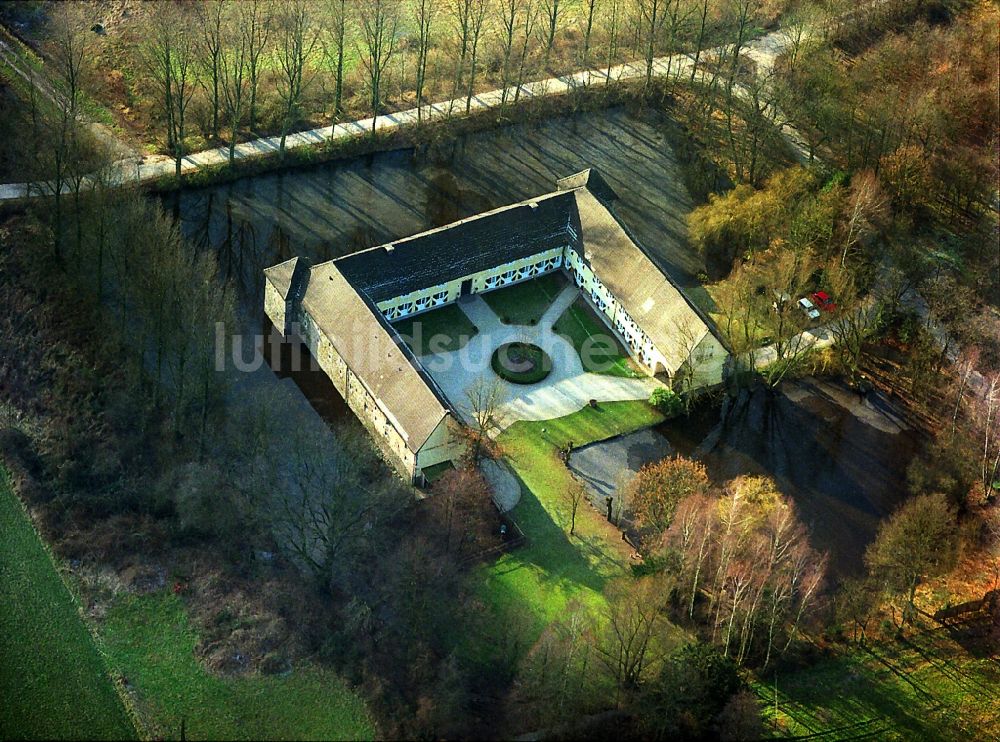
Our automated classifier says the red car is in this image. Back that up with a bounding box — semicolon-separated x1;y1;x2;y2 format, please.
811;291;836;312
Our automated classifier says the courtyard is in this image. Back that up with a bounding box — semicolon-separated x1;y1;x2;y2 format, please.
393;275;662;431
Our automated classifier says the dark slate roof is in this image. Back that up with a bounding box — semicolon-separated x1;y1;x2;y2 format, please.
334;191;577;302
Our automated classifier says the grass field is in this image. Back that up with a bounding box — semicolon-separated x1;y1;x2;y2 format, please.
471;401;671;655
481;272;568;325
755;627;1000;740
101;592;375;741
553;295;642;377
0;469;135;741
392;303;478;355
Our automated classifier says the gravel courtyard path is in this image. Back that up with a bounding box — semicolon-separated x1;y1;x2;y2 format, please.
420;285;660;430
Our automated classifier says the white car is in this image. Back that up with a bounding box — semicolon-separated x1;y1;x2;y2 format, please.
798;297;821;321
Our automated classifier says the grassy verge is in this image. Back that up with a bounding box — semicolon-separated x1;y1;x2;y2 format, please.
469;401;669;659
0;468;135;740
754;628;1000;740
553;295;642;378
101;592;375;741
481;272;568;326
392;303;478;355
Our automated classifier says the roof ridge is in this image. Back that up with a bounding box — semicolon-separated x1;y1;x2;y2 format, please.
332;189;574;264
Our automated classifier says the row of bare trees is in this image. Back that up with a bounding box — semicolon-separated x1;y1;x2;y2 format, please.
108;0;779;161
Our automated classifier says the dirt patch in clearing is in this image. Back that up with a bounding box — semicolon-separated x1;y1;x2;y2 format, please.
697;378;921;577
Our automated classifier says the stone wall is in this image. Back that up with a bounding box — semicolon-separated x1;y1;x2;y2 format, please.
264;296;420;482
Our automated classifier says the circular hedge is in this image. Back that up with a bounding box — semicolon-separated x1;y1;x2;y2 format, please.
491;342;553;384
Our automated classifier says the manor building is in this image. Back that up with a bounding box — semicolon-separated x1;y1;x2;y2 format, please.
264;169;726;483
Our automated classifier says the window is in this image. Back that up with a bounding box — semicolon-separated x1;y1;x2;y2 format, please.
502;269;516;284
398;302;414;316
485;274;499;289
433;289;448;305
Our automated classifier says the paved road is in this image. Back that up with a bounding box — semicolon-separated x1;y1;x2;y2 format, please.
481;458;522;512
568;428;673;505
420;285;660;430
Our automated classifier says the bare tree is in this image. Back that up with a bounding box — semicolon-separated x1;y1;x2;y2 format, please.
463;0;489;113
602;0;624;84
358;0;400;132
197;0;227;139
447;0;474;114
429;465;496;556
826;262;882;383
243;0;273;134
541;0;561;64
662;0;693;82
145;2;198;177
690;0;711;82
413;0;438;121
839;170;888;267
580;0;598;74
663;476;826;664
513;0;540;102
976;373;1000;503
46;2;92;261
221;6;251;164
594;577;666;694
465;378;507;450
272;425;407;589
275;0;320;156
564;481;586;536
322;0;350;120
725;0;760;92
496;0;522;112
513;601;597;727
637;0;667;90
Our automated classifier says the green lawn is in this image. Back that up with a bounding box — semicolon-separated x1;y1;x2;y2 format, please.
553;296;642;378
481;272;568;325
469;401;673;661
754;628;1000;740
0;469;135;741
101;592;375;741
392;303;478;355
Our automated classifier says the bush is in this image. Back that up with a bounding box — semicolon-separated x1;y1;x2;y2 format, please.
491;342;552;384
650;387;683;416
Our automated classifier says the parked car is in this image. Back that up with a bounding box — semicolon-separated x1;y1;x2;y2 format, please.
798;297;821;321
811;291;837;312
